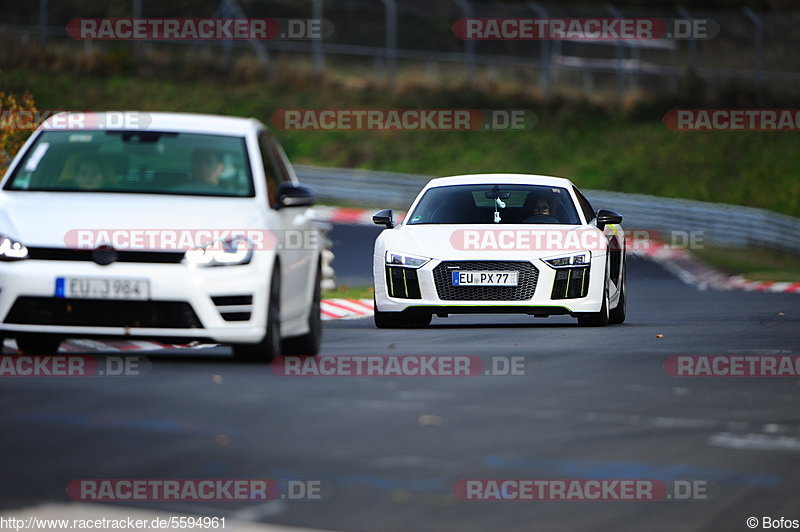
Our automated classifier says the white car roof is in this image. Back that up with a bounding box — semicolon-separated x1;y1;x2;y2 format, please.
46;111;263;136
425;174;576;189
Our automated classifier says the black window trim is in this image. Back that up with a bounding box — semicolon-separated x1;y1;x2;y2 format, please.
573;186;596;224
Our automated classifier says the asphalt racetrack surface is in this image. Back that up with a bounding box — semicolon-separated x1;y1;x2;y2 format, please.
1;224;799;531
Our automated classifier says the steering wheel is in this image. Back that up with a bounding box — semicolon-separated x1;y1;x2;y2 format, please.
522;214;560;224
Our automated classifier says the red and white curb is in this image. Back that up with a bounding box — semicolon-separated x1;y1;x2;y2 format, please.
626;236;689;261
716;277;800;293
321;298;373;320
2;299;374;353
312;205;406;225
2;338;218;353
59;339;213;352
627;236;800;294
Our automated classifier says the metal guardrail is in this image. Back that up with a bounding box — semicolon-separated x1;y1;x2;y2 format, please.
296;165;429;207
584;190;800;254
296;165;800;255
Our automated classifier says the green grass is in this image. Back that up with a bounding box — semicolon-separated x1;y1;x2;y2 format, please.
2;68;800;216
693;246;800;282
323;285;374;300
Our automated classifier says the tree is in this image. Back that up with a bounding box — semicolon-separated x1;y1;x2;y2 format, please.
0;91;37;173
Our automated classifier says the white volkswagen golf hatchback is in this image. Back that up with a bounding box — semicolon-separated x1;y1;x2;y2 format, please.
0;112;321;362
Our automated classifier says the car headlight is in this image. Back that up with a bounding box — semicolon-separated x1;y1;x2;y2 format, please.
542;251;590;268
0;234;29;261
385;251;430;268
184;237;253;267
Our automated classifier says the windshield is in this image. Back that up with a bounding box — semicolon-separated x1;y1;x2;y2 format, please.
406;184;582;225
4;130;254;197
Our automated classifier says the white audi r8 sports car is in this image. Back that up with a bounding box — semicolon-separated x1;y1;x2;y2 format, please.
0;112;321;361
372;174;626;327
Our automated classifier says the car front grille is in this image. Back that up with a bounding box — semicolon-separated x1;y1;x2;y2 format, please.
5;297;202;328
551;267;590;299
432;261;538;301
27;247;185;264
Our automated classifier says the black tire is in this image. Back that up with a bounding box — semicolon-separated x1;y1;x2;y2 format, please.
16;335;63;355
577;277;610;327
282;262;322;357
374;299;432;329
232;264;281;363
609;264;627;325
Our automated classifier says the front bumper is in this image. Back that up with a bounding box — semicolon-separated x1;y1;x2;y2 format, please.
374;255;606;315
0;258;271;343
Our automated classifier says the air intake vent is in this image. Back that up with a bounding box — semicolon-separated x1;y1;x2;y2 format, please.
385;266;422;299
5;297;202;328
551;267;590;299
211;294;254;322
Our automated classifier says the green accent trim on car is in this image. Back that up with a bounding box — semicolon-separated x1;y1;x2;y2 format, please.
402;304;571;310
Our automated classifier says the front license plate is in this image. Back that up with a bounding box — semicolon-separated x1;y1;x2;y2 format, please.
56;277;150;300
451;271;518;286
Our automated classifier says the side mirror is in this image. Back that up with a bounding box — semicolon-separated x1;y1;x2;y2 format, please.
373;209;394;229
276;183;316;209
596;209;623;229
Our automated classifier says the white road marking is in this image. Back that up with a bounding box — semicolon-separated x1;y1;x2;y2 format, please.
708;432;800;452
362;455;462;472
230;501;289;521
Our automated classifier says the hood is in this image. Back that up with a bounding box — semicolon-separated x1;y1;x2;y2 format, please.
0;191;263;247
381;224;606;261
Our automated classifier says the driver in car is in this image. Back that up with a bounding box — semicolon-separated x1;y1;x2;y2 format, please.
190;149;225;188
74;160;106;190
531;197;551;216
523;193;558;223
